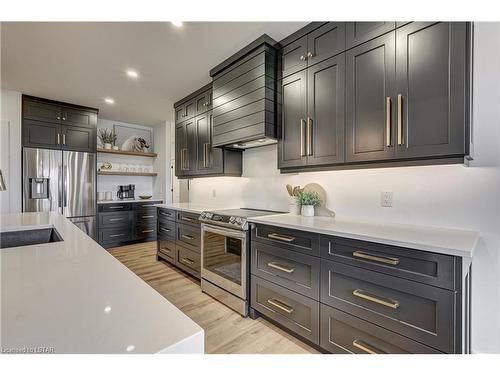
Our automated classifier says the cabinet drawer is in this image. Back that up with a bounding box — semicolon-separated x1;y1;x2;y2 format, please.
251;241;320;300
176;245;200;278
251;276;319;345
134;201;162;210
176;211;200;226
252;224;320;256
99;228;131;244
135;210;157;223
176;223;201;252
135;223;157;241
320;260;456;353
99;203;132;212
158;240;176;263
158;220;175;239
320;305;441;354
320;235;457;290
158;207;176;222
99;211;131;228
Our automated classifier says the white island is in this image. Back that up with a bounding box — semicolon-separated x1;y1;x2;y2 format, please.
0;212;204;354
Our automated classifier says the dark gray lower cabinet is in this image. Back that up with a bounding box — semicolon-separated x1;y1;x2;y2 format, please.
97;201;162;248
250;223;463;354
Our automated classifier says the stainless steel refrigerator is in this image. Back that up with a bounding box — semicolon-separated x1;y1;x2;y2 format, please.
22;147;96;239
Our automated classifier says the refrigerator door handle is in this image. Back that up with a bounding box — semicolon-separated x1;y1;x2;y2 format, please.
63;165;68;209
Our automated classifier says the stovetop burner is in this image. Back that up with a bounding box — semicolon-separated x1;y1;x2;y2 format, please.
199;208;282;230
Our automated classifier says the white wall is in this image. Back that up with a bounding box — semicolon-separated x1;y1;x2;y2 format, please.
188;23;500;353
0;89;22;214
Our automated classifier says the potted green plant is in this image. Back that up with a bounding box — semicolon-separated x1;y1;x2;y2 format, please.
98;128;117;149
297;191;321;217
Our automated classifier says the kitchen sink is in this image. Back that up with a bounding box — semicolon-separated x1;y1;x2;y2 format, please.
0;227;63;249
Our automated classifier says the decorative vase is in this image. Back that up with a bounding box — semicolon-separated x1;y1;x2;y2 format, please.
104;143;112;149
301;205;315;217
112;145;119;150
288;196;301;215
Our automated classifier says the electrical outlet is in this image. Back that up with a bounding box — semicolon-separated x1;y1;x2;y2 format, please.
381;191;393;207
212;189;216;198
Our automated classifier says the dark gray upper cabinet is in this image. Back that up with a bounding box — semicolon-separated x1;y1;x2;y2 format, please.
395;22;467;159
281;22;345;79
196;111;223;175
346;32;396;162
346;22;396;49
175;98;196;123
306;54;345;165
195;90;212;116
278;70;308;168
175;122;188;177
185;117;198;176
22;96;98;152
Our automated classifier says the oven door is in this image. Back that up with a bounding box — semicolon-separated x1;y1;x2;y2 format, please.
201;223;248;299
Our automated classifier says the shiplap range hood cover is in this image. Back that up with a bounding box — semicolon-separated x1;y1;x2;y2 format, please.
210;35;278;149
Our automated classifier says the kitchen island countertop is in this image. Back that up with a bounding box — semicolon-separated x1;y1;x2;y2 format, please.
0;212;204;354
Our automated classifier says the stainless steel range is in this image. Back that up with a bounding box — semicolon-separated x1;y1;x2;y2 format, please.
199;208;281;316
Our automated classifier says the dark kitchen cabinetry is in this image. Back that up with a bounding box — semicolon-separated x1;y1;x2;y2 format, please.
22;95;97;153
97;201;162;248
279;21;470;172
174;84;242;179
279;54;345;168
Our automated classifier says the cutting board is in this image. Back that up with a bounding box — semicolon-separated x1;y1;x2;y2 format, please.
303;183;335;217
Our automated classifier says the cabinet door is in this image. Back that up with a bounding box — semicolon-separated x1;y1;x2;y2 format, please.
395;22;467;159
61;125;96;152
278;70;308;168
205;112;224;174
23;99;61;124
307;54;345;166
185;117;198;175
346;32;396;162
195;90;212;115
175;123;187;176
175;99;196;123
61;107;97;128
306;22;346;67
23;120;61;149
281;36;308;78
196;113;211;172
346;22;396;49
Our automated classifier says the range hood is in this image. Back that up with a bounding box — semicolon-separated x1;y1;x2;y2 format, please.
210;35;278;150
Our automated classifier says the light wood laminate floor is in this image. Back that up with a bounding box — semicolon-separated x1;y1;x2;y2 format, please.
109;241;319;354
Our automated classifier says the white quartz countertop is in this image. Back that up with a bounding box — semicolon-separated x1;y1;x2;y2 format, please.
248;214;478;258
154;202;236;214
98;198;163;204
0;212;204;354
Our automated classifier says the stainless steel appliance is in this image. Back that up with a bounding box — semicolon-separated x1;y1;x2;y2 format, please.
199;208;281;316
117;184;135;200
22;147;96;239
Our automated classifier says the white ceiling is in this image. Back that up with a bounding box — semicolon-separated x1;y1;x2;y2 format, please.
1;22;306;126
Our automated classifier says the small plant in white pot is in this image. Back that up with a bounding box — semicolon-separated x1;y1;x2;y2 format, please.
98;129;117;149
298;191;321;217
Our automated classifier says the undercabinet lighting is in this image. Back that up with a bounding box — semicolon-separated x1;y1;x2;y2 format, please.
171;21;183;27
104;97;115;104
126;70;138;78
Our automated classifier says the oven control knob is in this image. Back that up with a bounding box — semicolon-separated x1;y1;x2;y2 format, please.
200;213;206;219
229;216;236;224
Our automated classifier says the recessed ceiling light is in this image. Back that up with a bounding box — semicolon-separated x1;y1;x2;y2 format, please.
104;98;115;104
126;70;138;78
171;21;183;27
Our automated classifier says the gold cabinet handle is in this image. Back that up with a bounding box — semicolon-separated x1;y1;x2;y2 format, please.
62;133;66;145
142;229;154;233
267;298;294;314
267;262;295;274
307;117;313;156
160;211;172;216
300;118;306;156
160;228;171;232
385;97;392;147
180;257;195;265
397;94;404;146
109;218;124;222
142;215;154;219
352;289;399;309
109;233;125;238
307;51;314;58
109;206;124;209
267;233;295;242
181;234;195;240
160;247;172;254
352;339;385;354
300;55;306;61
181;216;193;222
57;133;60;145
352;251;400;266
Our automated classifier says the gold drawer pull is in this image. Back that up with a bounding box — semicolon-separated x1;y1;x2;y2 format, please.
352;289;399;309
267;262;295;274
267;298;294;314
181;234;195;240
181;216;194;222
142;229;154;233
352;251;400;266
109;233;124;238
352;339;385;354
109;218;124;222
142;215;154;219
267;233;295;243
160;247;172;254
161;228;171;232
160;211;172;216
180;257;195;265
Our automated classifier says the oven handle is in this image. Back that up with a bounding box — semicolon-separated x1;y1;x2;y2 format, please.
201;223;248;239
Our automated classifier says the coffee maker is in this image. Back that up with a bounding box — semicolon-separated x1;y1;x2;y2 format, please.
117;184;135;200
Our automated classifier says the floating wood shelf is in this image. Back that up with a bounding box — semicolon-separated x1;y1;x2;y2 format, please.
97;171;158;177
97;148;158;158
